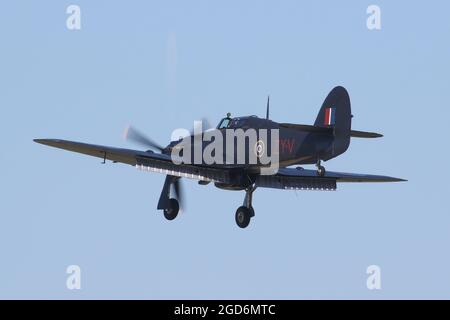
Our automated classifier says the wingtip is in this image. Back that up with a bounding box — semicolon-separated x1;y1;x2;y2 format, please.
33;139;61;146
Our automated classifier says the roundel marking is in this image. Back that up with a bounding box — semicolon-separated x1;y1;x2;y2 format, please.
254;140;265;158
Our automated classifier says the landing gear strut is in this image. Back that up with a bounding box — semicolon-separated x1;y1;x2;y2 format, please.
316;159;326;177
235;185;256;228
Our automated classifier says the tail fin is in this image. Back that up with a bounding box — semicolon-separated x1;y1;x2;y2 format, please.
314;86;352;158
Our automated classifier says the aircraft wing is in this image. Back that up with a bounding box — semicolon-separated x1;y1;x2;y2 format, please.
34;139;406;190
255;167;406;191
33;139;232;183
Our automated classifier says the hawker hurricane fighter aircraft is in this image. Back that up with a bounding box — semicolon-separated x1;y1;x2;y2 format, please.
34;86;405;228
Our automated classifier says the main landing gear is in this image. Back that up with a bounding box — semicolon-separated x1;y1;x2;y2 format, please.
163;198;179;221
235;185;256;228
157;175;180;221
316;159;326;177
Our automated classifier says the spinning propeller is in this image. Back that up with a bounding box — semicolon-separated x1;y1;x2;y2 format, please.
124;118;213;212
123;126;164;152
124;125;185;209
124;118;212;208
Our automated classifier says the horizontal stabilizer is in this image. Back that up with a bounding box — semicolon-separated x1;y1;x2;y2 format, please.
279;123;333;133
350;130;383;138
280;124;383;139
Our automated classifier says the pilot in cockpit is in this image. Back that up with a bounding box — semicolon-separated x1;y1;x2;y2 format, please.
217;113;232;129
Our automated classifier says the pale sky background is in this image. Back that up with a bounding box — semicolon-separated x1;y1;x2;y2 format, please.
1;1;449;299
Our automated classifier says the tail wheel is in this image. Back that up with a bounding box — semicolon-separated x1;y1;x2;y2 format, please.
163;198;179;221
235;206;251;228
317;165;326;177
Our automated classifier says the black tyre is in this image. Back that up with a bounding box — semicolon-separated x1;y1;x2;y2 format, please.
235;206;251;228
163;198;179;221
317;165;326;177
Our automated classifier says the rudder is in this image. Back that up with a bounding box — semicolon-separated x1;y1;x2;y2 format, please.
314;86;352;159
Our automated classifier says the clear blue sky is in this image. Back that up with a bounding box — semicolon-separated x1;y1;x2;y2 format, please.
1;1;449;299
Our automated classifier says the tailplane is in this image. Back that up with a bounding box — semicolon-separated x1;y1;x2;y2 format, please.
350;130;383;138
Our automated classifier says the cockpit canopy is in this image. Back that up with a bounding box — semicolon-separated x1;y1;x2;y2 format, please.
216;116;256;129
217;117;232;129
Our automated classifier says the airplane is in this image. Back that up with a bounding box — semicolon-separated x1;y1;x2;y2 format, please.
34;86;406;228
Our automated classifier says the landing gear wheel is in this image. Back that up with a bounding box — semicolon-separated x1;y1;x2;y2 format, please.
235;206;251;228
163;198;179;221
317;165;326;177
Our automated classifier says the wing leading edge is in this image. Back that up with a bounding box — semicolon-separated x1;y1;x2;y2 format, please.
34;139;165;165
33;139;232;184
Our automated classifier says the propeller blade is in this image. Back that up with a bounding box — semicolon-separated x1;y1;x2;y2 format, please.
201;117;213;131
173;178;184;210
190;117;213;136
124;125;163;152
